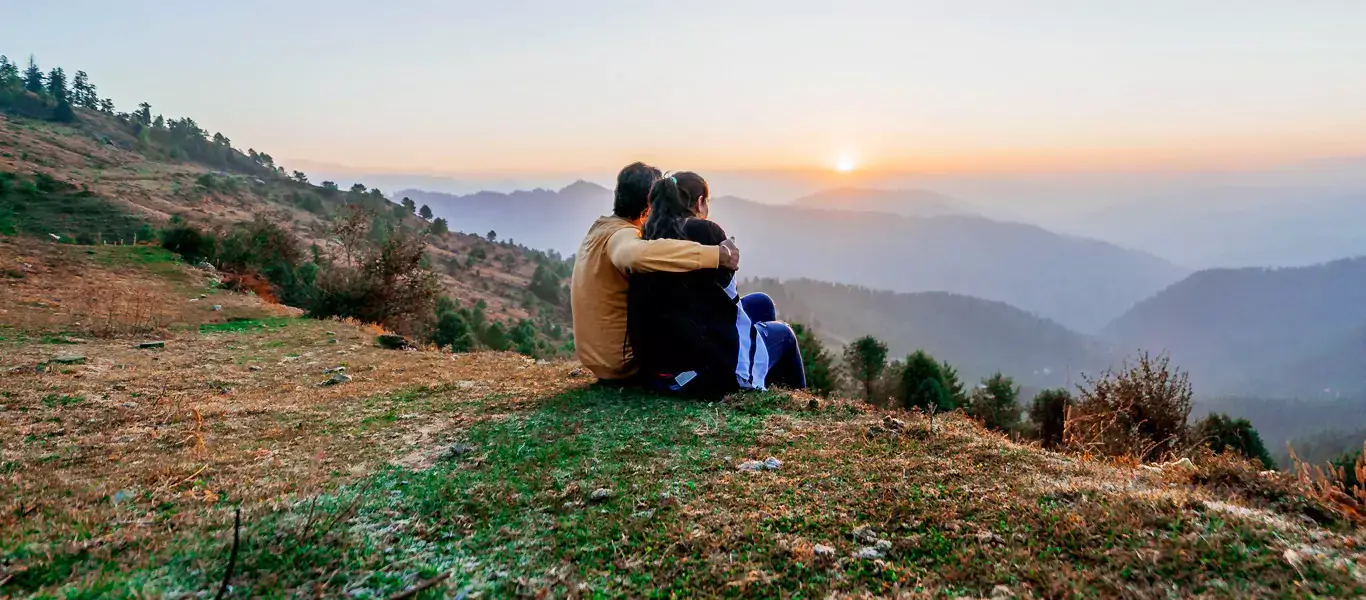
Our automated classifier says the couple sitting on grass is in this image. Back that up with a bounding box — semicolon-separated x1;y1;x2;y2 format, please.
570;162;807;398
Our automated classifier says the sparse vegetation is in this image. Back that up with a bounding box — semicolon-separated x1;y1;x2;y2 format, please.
1066;351;1194;462
967;372;1022;433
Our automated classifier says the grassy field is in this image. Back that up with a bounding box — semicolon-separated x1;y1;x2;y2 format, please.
2;236;1365;598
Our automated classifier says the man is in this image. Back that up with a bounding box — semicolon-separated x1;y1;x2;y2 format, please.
571;162;740;382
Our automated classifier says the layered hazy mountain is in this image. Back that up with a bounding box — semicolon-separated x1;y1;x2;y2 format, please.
790;187;978;218
741;277;1112;389
400;182;1187;332
1103;257;1366;398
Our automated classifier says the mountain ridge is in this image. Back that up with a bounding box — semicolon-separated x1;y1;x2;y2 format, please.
400;184;1187;331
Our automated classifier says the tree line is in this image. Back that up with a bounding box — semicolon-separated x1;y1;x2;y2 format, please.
792;329;1279;470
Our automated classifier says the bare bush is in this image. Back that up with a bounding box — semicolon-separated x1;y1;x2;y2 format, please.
1065;352;1193;462
311;206;439;334
1289;441;1366;526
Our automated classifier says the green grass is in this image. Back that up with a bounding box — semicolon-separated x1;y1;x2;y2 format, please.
199;317;298;334
40;394;85;408
0;171;153;244
13;387;789;598
5;385;1361;598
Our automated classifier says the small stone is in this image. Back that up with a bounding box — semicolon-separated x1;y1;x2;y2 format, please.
248;366;263;372
198;294;207;299
976;530;1004;546
813;544;836;559
325;331;336;336
763;457;782;470
321;373;352;386
212;304;223;312
568;367;588;378
589;488;613;502
632;509;656;520
737;460;765;472
443;444;474;460
52;354;86;365
853;546;884;560
60;337;88;344
1162;457;1197;472
535;359;550;366
111;489;133;505
852;526;880;544
883;416;906;430
874;539;893;552
991;585;1015;599
323;366;347;374
137;341;165;349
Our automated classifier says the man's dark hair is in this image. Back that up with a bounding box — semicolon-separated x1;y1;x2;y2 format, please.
613;162;662;221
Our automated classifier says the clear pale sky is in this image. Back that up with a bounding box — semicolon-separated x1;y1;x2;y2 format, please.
9;1;1365;175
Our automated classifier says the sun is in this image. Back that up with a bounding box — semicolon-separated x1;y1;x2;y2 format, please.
835;156;857;173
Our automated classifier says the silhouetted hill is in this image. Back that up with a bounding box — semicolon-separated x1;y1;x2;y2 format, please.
1104;257;1366;397
741;277;1111;388
791;187;976;218
401;185;1186;331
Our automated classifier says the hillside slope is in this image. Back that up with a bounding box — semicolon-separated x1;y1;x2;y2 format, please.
742;277;1111;388
1;111;567;329
3;240;1364;598
402;183;1187;332
1104;257;1366;398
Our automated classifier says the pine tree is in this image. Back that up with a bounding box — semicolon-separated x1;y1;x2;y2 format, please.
419;205;433;220
843;336;889;403
968;373;1022;432
137;102;152;126
99;98;115;114
23;56;43;93
791;323;836;396
71;70;91;105
46;68;67;100
1;56;21;88
899;350;951;411
402;197;416;213
486;229;497;242
430;217;450;236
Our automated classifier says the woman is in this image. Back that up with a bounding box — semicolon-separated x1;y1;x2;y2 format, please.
627;172;806;397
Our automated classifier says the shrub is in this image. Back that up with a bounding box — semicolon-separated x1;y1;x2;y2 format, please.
481;321;510;351
1029;388;1074;449
159;223;215;263
528;263;563;305
1194;413;1275;470
432;311;474;352
1066;352;1194;462
968;372;1022;433
311;206;441;333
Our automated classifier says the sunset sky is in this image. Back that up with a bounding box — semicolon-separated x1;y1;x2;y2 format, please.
11;1;1366;176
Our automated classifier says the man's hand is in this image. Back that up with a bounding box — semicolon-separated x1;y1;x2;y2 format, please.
719;238;741;271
